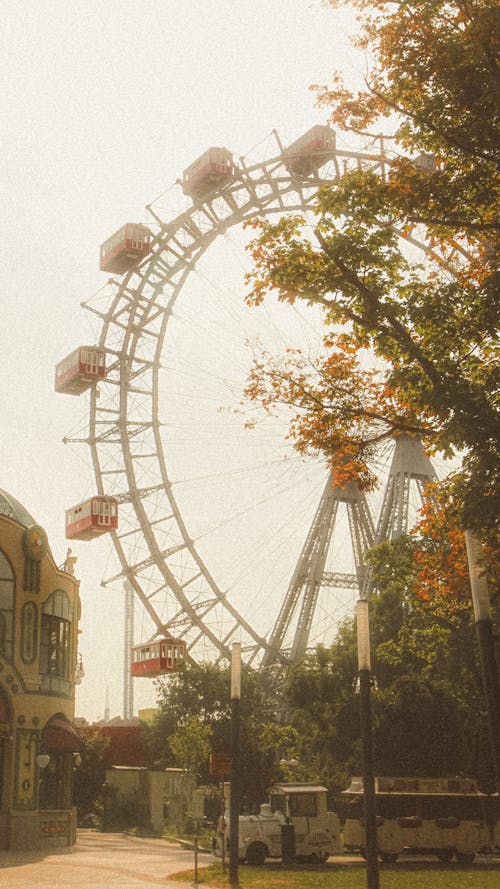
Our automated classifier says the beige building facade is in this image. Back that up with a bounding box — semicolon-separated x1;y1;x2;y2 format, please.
0;489;82;850
104;766;196;835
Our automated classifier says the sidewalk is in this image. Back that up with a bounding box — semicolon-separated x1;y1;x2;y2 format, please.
0;830;213;889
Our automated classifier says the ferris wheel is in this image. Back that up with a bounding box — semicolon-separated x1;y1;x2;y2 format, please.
59;126;437;671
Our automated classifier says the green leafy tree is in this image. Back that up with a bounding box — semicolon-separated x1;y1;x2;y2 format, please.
144;661;231;768
283;533;494;792
72;727;110;825
148;661;304;811
168;714;213;779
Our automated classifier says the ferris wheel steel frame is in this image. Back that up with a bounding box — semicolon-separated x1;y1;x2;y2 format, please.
78;137;431;668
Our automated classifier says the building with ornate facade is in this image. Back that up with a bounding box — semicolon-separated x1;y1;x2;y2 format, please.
0;489;82;849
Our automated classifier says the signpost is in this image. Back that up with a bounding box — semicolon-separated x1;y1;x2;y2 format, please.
187;789;205;889
210;753;232;776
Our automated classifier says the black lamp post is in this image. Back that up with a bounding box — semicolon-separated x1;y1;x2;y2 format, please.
356;600;380;889
465;531;500;794
229;642;241;889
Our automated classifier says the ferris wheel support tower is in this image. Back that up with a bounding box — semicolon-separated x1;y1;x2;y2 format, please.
263;435;437;666
263;474;375;666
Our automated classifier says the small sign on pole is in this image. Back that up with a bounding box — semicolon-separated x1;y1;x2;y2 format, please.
187;788;205;820
186;790;205;889
210;753;231;776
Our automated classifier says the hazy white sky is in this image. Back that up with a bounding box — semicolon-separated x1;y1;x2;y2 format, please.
1;1;367;722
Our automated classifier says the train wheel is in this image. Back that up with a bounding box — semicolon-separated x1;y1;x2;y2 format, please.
436;849;454;862
246;842;268;866
456;851;475;864
379;851;399;863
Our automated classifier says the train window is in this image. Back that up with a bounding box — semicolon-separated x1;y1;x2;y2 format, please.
417;796;443;819
381;795;417;819
458;796;485;820
270;794;286;816
289;792;317;818
343;796;363;819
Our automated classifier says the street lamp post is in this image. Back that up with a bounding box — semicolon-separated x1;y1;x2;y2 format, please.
356;600;380;889
229;643;241;889
465;531;500;794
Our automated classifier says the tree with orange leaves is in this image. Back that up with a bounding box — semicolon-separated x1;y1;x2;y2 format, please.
244;0;499;537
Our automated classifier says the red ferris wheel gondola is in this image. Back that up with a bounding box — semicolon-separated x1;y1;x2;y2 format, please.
182;147;235;200
99;223;151;275
65;496;118;541
283;125;336;176
55;346;106;395
130;637;186;677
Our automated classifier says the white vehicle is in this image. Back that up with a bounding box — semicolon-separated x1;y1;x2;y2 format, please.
342;776;495;863
215;783;342;865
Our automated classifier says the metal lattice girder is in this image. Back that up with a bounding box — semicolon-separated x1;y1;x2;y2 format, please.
322;572;360;590
361;435;437;597
374;436;436;542
262;473;375;666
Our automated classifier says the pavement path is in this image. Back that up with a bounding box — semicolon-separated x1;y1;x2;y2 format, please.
2;829;499;888
0;830;213;889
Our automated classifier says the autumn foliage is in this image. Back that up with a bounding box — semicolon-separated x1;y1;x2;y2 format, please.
243;0;499;540
244;335;436;491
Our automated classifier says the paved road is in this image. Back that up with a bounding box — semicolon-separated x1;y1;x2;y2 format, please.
0;830;212;889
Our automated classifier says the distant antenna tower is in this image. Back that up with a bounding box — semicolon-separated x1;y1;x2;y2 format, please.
123;580;134;718
104;686;110;722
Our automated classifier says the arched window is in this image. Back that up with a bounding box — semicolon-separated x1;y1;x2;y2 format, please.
0;550;14;662
40;591;72;695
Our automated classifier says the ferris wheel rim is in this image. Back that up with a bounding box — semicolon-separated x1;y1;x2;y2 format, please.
83;139;426;666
